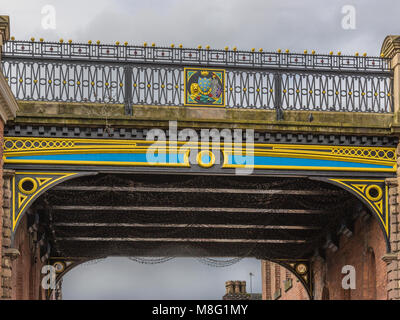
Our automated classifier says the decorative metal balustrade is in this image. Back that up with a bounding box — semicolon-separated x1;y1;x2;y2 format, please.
0;40;394;114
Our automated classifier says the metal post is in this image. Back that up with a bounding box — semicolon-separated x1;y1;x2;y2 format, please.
249;272;254;295
274;73;284;120
124;65;133;116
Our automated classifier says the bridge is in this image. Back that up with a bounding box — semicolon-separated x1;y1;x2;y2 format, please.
1;16;400;300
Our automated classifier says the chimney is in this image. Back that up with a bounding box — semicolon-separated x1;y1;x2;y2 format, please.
240;281;247;294
225;281;234;294
234;281;241;294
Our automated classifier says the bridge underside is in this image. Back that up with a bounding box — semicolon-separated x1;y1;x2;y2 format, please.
29;173;359;260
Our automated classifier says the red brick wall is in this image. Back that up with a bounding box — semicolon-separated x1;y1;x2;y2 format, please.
261;259;272;300
0;118;3;298
261;260;308;300
322;215;387;300
262;214;387;300
10;214;46;300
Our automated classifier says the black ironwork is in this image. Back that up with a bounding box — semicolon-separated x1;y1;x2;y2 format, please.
5;125;398;147
1;40;394;113
2;40;390;72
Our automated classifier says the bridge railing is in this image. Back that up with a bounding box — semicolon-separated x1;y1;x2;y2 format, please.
0;40;394;114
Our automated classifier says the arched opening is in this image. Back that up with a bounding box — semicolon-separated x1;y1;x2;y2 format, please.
364;248;377;300
7;172;390;299
59;257;262;299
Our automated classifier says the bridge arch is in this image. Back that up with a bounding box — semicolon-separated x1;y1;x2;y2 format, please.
4;169;393;299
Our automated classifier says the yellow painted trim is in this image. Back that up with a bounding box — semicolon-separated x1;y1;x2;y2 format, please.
365;184;383;202
232;150;395;167
4;137;396;172
12;173;79;231
6;159;191;167
6;149;192;168
4;137;397;159
222;151;395;172
4;147;396;169
197;150;216;168
18;177;38;195
329;179;389;236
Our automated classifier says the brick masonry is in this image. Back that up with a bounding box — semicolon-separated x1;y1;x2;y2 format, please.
10;213;46;300
0;118;3;298
262;211;391;300
1;169;14;299
262;260;308;300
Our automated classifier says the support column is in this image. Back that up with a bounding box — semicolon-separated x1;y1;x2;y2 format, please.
0;17;18;300
1;170;17;299
381;35;400;300
385;177;400;299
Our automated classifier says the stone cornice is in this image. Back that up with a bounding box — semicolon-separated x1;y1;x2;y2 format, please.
0;16;10;44
381;35;400;59
0;71;18;123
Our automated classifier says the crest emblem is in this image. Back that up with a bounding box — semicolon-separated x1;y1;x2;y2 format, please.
184;68;225;107
198;77;212;93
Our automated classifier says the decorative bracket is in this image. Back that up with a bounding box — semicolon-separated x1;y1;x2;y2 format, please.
271;259;313;300
11;171;96;242
46;257;92;299
315;178;390;251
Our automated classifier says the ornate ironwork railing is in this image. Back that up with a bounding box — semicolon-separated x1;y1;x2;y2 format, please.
0;40;394;114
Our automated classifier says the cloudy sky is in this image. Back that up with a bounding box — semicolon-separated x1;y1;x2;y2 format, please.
3;0;400;56
2;0;399;299
62;257;262;300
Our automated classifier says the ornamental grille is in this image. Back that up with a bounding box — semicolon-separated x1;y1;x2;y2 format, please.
1;40;394;113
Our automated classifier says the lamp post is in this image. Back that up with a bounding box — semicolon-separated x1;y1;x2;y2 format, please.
249;272;254;294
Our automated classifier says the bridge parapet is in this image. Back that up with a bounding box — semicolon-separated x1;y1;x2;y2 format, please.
0;40;393;115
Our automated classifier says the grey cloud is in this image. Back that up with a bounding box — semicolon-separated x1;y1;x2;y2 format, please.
62;257;262;300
